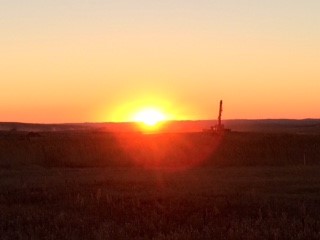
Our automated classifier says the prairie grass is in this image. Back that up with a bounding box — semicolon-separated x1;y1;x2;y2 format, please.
0;132;319;168
1;166;320;239
1;132;320;239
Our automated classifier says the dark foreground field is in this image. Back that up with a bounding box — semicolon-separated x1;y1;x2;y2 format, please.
1;131;320;168
1;132;320;239
1;167;320;239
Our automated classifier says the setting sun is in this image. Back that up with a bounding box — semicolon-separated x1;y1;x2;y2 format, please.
133;109;166;126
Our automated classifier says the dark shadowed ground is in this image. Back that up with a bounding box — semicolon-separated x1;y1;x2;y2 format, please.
1;166;320;239
0;131;320;239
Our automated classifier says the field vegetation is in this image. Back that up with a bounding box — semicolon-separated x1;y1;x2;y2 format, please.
0;131;320;239
0;131;319;168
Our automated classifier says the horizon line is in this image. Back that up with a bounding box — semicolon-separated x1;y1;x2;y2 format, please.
1;118;320;125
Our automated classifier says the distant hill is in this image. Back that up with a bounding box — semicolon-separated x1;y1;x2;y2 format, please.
223;119;320;134
0;119;320;134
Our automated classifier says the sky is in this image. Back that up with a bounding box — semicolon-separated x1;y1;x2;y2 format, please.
1;0;319;123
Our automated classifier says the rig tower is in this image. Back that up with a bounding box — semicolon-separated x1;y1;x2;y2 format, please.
203;100;230;134
217;100;223;130
215;100;224;132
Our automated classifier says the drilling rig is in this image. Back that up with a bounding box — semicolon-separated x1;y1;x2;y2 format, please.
215;100;224;133
204;100;229;134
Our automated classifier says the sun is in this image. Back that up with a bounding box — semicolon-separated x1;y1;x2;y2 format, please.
133;108;166;126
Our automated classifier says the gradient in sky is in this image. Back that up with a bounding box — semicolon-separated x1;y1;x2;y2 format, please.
1;0;319;123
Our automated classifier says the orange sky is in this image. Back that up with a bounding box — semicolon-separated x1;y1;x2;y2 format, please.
1;0;320;123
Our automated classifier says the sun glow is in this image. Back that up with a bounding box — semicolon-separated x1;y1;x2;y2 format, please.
133;108;166;126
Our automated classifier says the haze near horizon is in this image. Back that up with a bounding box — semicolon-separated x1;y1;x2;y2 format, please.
1;0;319;123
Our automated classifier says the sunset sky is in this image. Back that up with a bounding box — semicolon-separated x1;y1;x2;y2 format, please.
1;0;319;123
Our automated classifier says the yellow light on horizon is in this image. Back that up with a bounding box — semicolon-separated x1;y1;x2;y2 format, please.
133;108;166;126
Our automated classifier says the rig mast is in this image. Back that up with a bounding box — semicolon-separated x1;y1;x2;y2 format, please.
218;100;223;130
203;100;230;134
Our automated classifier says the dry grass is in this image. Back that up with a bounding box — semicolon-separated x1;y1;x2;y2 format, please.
1;166;320;239
0;131;320;168
1;131;320;239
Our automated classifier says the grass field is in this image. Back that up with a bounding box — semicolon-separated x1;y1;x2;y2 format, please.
1;131;320;168
1;131;320;239
1;166;320;239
